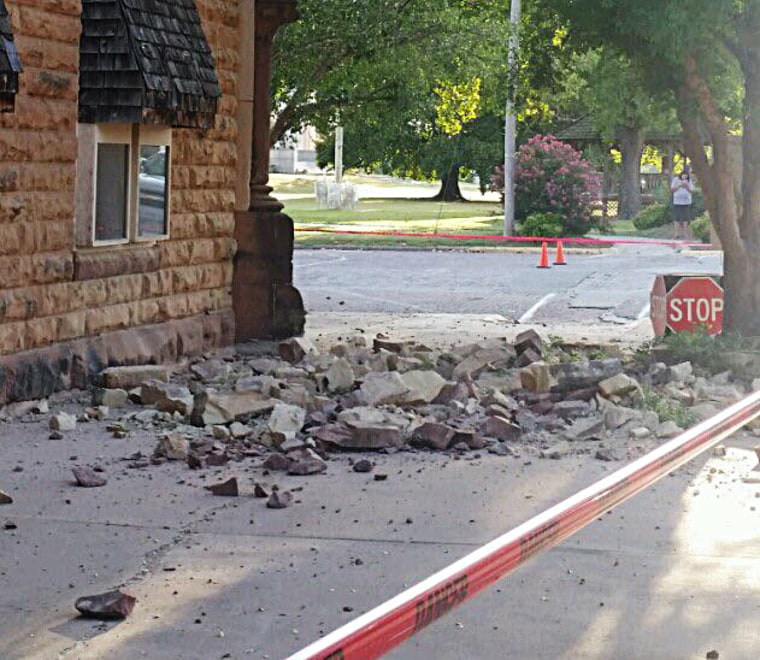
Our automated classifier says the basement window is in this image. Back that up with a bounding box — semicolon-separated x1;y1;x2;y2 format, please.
76;123;171;247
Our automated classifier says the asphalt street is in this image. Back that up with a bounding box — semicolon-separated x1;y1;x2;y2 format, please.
294;243;723;325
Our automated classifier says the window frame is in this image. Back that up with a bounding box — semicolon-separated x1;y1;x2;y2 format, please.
76;123;172;248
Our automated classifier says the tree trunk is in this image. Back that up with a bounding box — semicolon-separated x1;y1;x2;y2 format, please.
617;126;644;220
676;56;760;337
432;163;464;201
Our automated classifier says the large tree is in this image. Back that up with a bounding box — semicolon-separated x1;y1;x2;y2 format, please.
546;0;759;335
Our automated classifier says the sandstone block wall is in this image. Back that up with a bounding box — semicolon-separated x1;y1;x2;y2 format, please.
0;0;239;367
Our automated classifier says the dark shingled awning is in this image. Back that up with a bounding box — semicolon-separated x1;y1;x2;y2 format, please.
79;0;221;128
0;0;22;112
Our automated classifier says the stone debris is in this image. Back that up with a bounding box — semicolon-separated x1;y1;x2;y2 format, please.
287;448;328;475
92;388;129;408
154;434;190;461
206;477;239;496
0;490;13;505
267;403;307;446
49;412;77;432
279;337;318;364
267;490;293;509
140;381;193;416
520;362;551;393
353;459;373;473
72;466;107;488
411;422;456;451
359;372;410;406
323;358;355;393
75;590;137;620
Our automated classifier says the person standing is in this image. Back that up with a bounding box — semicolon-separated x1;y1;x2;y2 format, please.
671;168;695;240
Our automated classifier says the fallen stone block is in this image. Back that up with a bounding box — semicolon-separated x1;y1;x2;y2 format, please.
323;358;355;393
520;361;551;394
267;490;293;509
400;370;446;405
484;416;522;442
667;361;693;383
49;412;77;432
279;337;318;364
101;365;169;390
268;403;307;446
92;388;129;408
154;434;190;461
75;590;136;620
359;372;410;406
411;422;456;451
72;466;107;488
262;453;292;471
287;448;328;475
203;393;277;425
551;359;623;394
206;477;239;497
514;329;543;357
564;417;605;441
598;373;640;399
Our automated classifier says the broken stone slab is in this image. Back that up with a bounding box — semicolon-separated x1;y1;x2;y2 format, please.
550;359;623;394
433;382;470;406
206;453;230;467
552;400;590;420
564;417;605;441
513;329;543;357
279;337;318;364
92;388;129;408
212;425;231;440
515;348;542;368
235;374;281;396
72;466;107;488
75;590;136;620
322;358;355;394
205;477;239;497
229;422;252;439
262;453;292;471
399;370;447;405
667;361;693;383
540;441;572;459
359;372;410;406
629;426;651;440
49;412;77;432
139;381;193;416
598;373;640;399
520;361;552;394
287;448;328;475
101;365;169;390
203;393;277;425
0;490;13;505
411;422;456;451
330;408;407;450
452;347;515;380
267;490;293;509
154;434;190;461
602;404;639;430
190;359;231;383
267;403;307;446
484;416;522;442
312;424;355;447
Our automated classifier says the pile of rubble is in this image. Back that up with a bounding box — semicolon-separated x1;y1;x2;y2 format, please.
2;330;757;509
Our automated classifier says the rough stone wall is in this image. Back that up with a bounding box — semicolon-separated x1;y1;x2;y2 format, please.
0;0;239;360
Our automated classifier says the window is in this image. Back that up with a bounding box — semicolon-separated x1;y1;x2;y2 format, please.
76;123;172;247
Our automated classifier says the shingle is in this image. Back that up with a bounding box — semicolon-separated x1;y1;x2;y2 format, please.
79;0;220;128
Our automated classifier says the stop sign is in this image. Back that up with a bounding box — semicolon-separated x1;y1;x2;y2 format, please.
666;276;724;334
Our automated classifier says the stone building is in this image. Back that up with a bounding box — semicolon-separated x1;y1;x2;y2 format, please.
0;0;303;404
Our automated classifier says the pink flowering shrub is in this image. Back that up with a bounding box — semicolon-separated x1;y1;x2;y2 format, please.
492;135;601;236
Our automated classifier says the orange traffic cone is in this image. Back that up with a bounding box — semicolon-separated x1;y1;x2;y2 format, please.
554;240;567;265
537;241;551;268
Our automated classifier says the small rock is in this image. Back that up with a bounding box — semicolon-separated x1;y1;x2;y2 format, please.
359;372;410;406
75;590;136;620
206;453;230;467
262;454;292;472
254;483;270;498
656;420;683;439
287;448;328;475
484;416;521;443
564;417;605;441
374;473;388;482
154;434;190;461
0;490;13;505
595;448;617;462
540;441;572;459
411;422;456;451
629;427;651;440
353;459;373;473
267;490;293;509
514;329;543;356
229;422;252;439
706;651;719;660
49;431;64;440
186;452;204;470
72;467;107;488
212;425;232;440
323;358;355;393
3;521;17;530
92;388;129;408
520;362;551;394
101;365;169;389
205;477;239;497
598;373;640;399
712;445;727;457
279;337;318;364
49;412;77;432
668;362;693;383
267;403;307;446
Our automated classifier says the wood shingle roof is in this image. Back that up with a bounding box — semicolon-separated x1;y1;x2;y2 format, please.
0;0;21;112
79;0;221;128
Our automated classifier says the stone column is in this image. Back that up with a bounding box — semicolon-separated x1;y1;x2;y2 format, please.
233;0;305;342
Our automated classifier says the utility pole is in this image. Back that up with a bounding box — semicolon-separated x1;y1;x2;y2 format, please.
335;125;344;183
503;0;521;236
